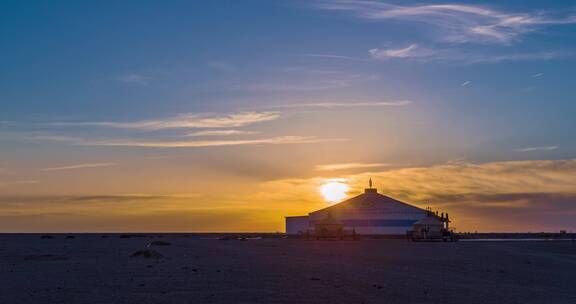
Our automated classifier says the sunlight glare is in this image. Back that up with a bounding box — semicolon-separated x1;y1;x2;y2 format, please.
320;180;349;203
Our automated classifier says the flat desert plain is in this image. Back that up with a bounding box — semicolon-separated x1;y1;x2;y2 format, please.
0;234;575;304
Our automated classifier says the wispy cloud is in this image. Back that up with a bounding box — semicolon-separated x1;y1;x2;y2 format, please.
461;51;566;64
366;159;576;203
314;1;576;44
516;146;558;152
29;135;82;143
0;180;37;188
532;73;544;78
301;53;368;61
41;162;117;171
27;109;345;149
232;76;377;92
51;112;280;130
272;100;412;108
314;43;568;64
461;81;471;87
231;68;378;92
368;43;567;63
77;136;346;148
369;44;431;59
185;130;259;137
316;162;390;171
116;73;151;85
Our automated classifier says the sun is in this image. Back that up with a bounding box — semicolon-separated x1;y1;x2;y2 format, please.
320;180;349;203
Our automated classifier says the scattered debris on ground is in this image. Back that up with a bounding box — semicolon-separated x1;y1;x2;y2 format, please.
219;235;262;241
130;249;163;259
150;240;171;246
120;234;149;239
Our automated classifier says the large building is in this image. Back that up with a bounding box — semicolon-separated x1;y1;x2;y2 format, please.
286;181;435;236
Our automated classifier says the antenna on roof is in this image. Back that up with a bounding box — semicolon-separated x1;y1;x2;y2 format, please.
369;177;373;189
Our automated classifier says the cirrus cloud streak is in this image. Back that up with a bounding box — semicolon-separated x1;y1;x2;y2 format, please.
314;1;576;44
77;136;346;148
41;163;117;171
185;130;259;137
50;112;280;130
272;100;412;108
316;162;390;171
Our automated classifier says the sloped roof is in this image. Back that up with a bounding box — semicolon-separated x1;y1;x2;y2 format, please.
310;188;426;216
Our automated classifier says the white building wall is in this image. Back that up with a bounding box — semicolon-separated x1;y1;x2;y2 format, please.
309;210;427;235
285;216;309;235
350;226;412;235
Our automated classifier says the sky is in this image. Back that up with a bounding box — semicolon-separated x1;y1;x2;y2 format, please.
1;0;575;232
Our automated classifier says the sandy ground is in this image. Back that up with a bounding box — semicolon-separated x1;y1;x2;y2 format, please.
1;234;575;304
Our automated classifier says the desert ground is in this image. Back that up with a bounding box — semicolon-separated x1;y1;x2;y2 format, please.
1;234;575;304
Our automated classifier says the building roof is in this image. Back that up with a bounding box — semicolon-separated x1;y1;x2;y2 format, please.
310;188;426;216
285;215;309;219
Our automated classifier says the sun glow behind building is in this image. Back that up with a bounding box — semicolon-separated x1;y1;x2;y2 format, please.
287;180;440;236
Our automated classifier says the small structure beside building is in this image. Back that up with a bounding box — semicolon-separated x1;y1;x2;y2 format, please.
407;209;456;241
285;215;309;237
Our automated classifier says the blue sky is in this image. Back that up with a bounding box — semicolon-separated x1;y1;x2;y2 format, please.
1;1;575;232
